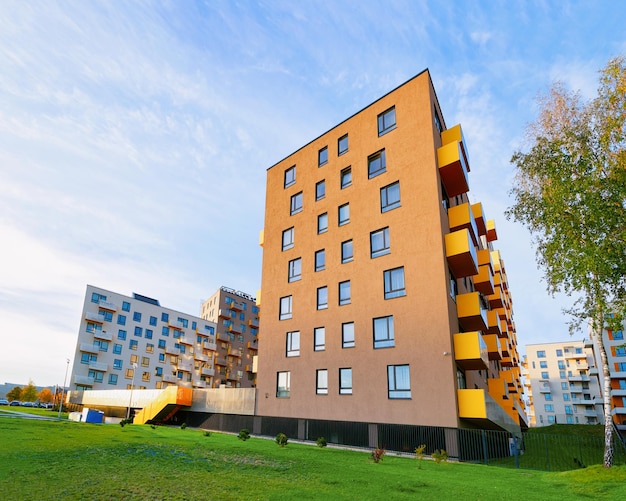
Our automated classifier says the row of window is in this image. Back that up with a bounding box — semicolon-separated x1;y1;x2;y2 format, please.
285;315;395;355
276;362;410;399
536;347;584;358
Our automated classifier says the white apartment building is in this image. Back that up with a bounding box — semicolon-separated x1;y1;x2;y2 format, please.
525;341;603;426
71;285;218;391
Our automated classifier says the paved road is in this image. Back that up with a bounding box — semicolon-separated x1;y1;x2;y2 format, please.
0;409;61;420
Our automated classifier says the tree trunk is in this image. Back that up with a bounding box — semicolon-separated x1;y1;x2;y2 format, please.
594;318;614;468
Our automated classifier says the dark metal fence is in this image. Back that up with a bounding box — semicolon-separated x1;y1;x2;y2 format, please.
182;412;626;472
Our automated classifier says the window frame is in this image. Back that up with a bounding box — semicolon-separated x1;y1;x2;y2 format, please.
318;213;328;234
276;371;291;398
286;331;300;357
342;322;355;348
290;192;303;215
316;369;328;395
340;166;352;189
368;149;386;179
380;181;401;213
314;327;325;351
338;203;350;226
388;364;411;399
318;146;328;167
288;257;302;283
377;106;396;136
317;286;328;310
316;180;326;201
279;295;293;320
284;165;296;188
384;267;406;299
339;367;353;395
373;315;395;349
370;227;390;258
339;280;351;306
315;249;325;272
338;134;348;155
341;239;353;264
282;227;295;251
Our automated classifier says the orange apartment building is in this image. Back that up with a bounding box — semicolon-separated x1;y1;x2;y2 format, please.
256;69;526;433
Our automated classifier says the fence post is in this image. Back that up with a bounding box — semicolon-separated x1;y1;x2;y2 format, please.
544;434;550;472
481;430;488;465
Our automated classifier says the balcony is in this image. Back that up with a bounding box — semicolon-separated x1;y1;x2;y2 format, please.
217;332;231;342
473;264;494;296
247;341;258;351
453;331;489;370
177;361;193;372
457;389;521;433
218;309;232;319
610;371;626;379
482;333;502;360
214;357;229;367
79;343;99;354
169;320;184;331
88;361;108;372
488;377;509;401
74;375;94;386
93;330;113;341
499;337;510;358
162;374;178;384
228;347;243;358
195;353;210;363
539;385;551;393
448;202;480;246
165;344;179;355
259;229;264;247
203;340;217;351
179;336;193;346
445;229;478;278
192;379;207;388
201;367;215;377
471;202;487;237
573;397;597;405
569;386;583;393
487;286;504;309
229;324;242;335
486;219;498;242
97;300;117;311
456;292;488;332
248;318;260;329
437;140;469;198
565;351;587;360
85;312;105;323
568;374;590;382
485;310;501;336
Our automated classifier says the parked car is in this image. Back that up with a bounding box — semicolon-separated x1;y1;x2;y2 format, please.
21;401;36;407
0;399;9;406
9;401;21;406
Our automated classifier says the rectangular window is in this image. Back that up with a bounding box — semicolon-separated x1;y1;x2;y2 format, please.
544;404;554;412
368;150;386;178
141;356;150;367
290;192;303;215
145;329;153;339
318;146;328;167
146;343;154;353
117;315;126;326
541;371;549;379
161;313;169;322
381;181;401;212
384;267;406;299
388;364;411;399
544;393;553;401
130;340;138;350
338;134;348;155
614;330;624;340
277;371;291;398
563;393;570;401
315;249;325;272
162;326;170;337
288;258;302;282
370;227;390;258
316;180;326;201
279;296;293;320
92;292;106;303
340;166;352;189
339;368;352;394
125;368;135;379
338;203;350;226
317;287;328;310
113;343;122;355
556;349;563;356
341;240;353;264
558;360;566;369
142;371;150;382
342;322;355;348
118;329;127;340
316;369;328;395
149;316;157;326
537;350;546;358
284;165;296;188
282;227;294;251
373;316;395;348
339;281;351;306
155;367;163;376
540;361;548;368
561;382;569;390
314;327;325;351
318;213;328;234
286;331;300;357
81;353;96;364
378;107;396;136
108;374;118;385
133;312;142;322
113;359;122;370
560;371;566;379
134;326;143;337
122;301;130;312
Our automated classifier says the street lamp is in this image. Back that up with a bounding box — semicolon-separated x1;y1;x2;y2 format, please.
126;362;138;420
58;358;70;420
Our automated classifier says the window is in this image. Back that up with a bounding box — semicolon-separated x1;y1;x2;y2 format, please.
155;367;163;376
381;181;401;212
145;329;153;339
108;374;118;385
134;326;143;337
117;315;126;326
133;311;142;322
318;146;328;167
341;240;353;264
339;281;351;305
162;326;170;337
279;296;293;320
81;353;96;364
537;350;546;358
339;368;352;394
378;107;396;136
540;361;548;369
340;166;352;189
113;359;123;370
146;343;154;353
370;227;390;258
88;370;103;383
561;382;569;389
368;150;386;179
316;180;326;201
122;301;130;312
316;369;328;394
95;340;108;352
619;362;626;372
149;316;157;326
558;360;566;369
560;371;566;379
384;267;406;299
290;192;303;215
141;357;150;367
338;203;350;226
338;134;348;155
563;393;570;401
434;108;443;133
288;258;302;282
614;330;624;340
315;249;325;272
565;405;573;415
449;272;458;300
342;322;355;348
281;227;295;251
544;404;554;412
318;213;328;234
617;347;626;357
314;327;325;351
130;340;138;350
545;393;553;401
374;316;394;348
541;371;549;379
317;287;328;310
142;371;150;382
92;292;106;303
158;353;165;362
284;165;296;188
161;313;169;322
548;415;556;424
286;331;300;357
113;343;122;354
277;371;290;397
556;349;563;356
125;368;135;379
388;364;411;399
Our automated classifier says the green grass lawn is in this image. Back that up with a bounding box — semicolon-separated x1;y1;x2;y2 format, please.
1;418;625;500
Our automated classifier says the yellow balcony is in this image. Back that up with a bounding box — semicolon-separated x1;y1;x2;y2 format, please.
488;286;504;309
218;308;231;319
259;229;264;247
456;292;488;332
247;341;258;350
453;331;489;370
486;219;498;242
448;202;479;246
488;377;509;402
256;289;261;308
483;333;502;360
248;318;259;329
477;249;494;274
485;310;501;336
471;202;487;236
499;337;510;358
457;389;521;433
437;140;469;198
445;229;478;278
473;264;494;296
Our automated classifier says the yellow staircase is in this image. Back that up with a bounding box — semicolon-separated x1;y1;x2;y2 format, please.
133;386;193;425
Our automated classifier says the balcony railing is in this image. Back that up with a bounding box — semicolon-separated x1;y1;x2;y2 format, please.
93;330;113;341
456;292;488;332
201;367;215;377
445;229;478;279
85;312;105;323
79;343;99;354
97;300;117;311
88;361;108;372
74;375;95;386
453;331;489;370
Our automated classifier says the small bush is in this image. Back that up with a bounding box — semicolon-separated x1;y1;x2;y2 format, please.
432;449;448;463
276;433;288;447
119;418;132;427
370;447;385;463
150;424;157;430
180;423;187;430
415;444;426;469
316;437;327;448
204;431;212;437
238;429;250;441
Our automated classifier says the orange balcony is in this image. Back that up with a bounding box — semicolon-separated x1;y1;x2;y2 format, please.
437;140;469;198
259;229;264;248
445;229;478;278
500;337;510;358
456;292;488;332
231;301;244;312
488;286;504;309
448;202;479;246
458;389;520;432
248;318;259;329
485;310;501;336
486;219;498;242
247;341;258;350
473;264;494;296
454;331;489;370
488;377;509;402
483;333;502;360
477;249;494;274
218;309;232;319
471;202;487;237
441;124;470;170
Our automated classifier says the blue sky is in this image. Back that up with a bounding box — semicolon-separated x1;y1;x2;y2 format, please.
1;1;625;387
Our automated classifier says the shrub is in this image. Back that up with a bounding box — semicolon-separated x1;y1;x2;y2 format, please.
204;431;212;437
119;418;132;427
276;433;288;447
432;449;448;463
180;423;187;430
238;429;250;441
370;447;385;463
415;444;426;469
316;436;327;448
